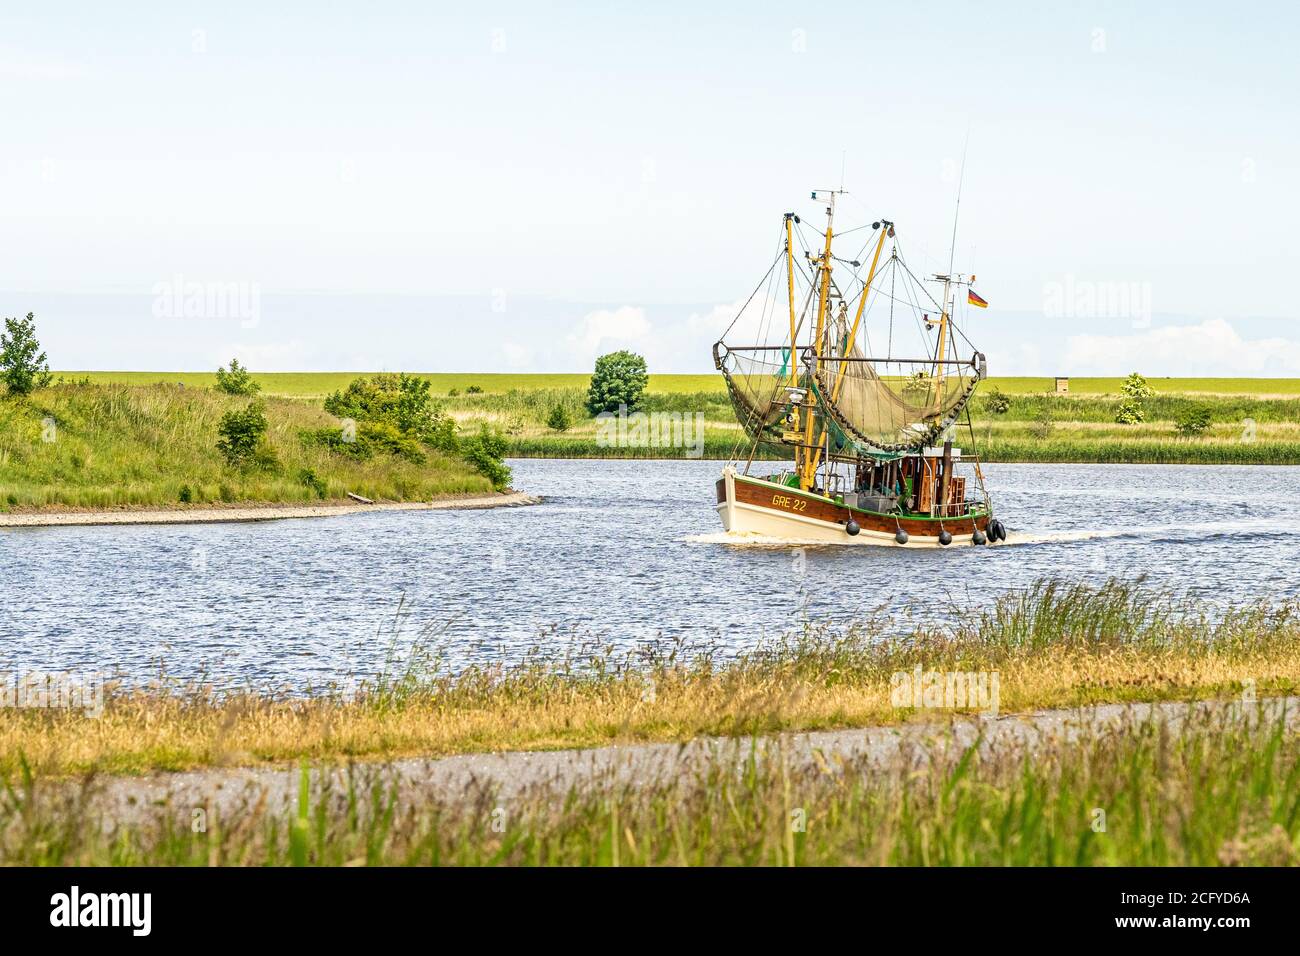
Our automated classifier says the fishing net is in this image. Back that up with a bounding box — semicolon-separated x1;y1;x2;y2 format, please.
809;317;980;452
713;342;793;443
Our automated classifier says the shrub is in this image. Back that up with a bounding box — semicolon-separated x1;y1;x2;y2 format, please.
1176;404;1213;437
546;403;572;432
0;312;53;397
297;467;328;499
461;425;512;490
324;373;455;449
448;388;460;397
902;370;930;399
983;386;1011;415
357;420;426;464
1115;398;1145;425
585;350;648;414
214;358;260;396
178;484;194;503
466;385;483;394
216;400;270;465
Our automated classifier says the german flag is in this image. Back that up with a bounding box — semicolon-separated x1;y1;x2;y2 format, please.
967;289;988;308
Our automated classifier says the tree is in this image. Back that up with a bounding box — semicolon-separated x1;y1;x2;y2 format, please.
214;358;260;396
1;312;53;397
1116;372;1152;425
546;403;572;432
1121;372;1154;399
585;350;648;415
1175;404;1213;437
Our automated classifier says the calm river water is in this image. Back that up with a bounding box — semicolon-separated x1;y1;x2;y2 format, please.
2;460;1296;688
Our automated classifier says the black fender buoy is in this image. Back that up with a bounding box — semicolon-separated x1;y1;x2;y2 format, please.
989;518;1006;542
972;529;987;546
845;519;860;536
938;529;953;547
894;528;908;545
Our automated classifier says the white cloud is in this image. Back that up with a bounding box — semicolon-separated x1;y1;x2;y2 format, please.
565;306;651;365
1065;318;1300;376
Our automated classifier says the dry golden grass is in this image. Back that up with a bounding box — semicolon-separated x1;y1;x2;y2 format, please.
4;581;1297;778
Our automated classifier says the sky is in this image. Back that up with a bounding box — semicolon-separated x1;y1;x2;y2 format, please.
1;1;1297;375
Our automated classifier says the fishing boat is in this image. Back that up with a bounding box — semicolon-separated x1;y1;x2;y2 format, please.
713;189;1006;547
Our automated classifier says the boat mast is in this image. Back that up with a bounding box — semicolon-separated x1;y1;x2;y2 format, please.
800;191;836;491
784;213;798;390
805;222;891;482
934;275;952;396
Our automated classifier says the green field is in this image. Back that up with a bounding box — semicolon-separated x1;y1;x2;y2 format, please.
55;371;722;399
53;371;1300;399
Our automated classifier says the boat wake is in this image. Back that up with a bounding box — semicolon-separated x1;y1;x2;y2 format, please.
684;530;845;548
689;516;1280;549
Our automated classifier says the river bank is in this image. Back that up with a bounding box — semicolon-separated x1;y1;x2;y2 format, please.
0;491;541;528
4;579;1296;778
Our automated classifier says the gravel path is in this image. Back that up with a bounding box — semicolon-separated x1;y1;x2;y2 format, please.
74;695;1297;829
0;491;541;527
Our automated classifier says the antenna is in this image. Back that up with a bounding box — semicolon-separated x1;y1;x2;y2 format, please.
947;129;971;275
839;150;846;193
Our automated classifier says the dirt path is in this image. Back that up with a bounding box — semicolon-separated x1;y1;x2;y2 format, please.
75;695;1297;829
0;491;541;528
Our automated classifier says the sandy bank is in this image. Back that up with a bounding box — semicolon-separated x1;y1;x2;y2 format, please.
0;491;542;528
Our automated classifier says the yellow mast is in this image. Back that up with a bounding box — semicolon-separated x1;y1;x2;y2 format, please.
804;224;889;483
782;213;803;483
784;214;798;388
799;194;835;490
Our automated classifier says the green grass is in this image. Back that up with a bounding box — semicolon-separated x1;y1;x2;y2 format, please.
55;371;722;399
6;708;1299;865
30;373;1300;466
0;382;493;511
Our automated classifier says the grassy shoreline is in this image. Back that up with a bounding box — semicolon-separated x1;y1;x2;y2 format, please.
4;580;1297;779
0;382;496;512
3;373;1295;517
4;580;1300;865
